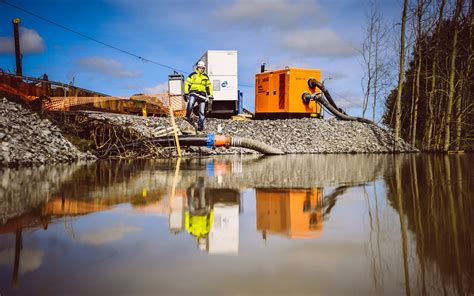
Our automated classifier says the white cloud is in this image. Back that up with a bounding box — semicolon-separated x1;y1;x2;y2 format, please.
77;57;141;78
0;248;44;274
144;82;168;94
0;27;45;54
77;224;140;246
215;0;323;29
280;28;358;57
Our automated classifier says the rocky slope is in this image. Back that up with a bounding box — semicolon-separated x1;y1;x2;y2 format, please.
85;112;418;154
0;98;95;165
0;97;417;165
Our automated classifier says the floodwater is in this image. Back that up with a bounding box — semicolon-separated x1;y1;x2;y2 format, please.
0;154;472;295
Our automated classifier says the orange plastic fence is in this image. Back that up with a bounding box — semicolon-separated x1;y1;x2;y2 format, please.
42;96;129;111
0;72;186;117
43;94;186;117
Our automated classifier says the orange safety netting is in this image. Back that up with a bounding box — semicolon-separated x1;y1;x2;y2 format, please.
42;93;186;117
42;96;129;111
0;72;187;117
0;83;37;102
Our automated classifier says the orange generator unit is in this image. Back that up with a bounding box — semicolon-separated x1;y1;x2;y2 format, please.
255;67;322;119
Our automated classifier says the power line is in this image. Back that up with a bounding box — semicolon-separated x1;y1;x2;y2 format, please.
0;0;188;74
238;83;254;88
0;0;255;88
330;90;364;108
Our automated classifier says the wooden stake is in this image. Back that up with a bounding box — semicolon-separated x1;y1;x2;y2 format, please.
169;106;181;157
170;157;181;202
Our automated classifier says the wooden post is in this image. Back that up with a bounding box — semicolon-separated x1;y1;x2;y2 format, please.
169;106;181;157
142;102;147;117
12;18;22;76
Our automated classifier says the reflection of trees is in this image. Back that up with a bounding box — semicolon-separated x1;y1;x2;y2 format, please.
0;164;84;222
54;160;168;205
0;160;171;289
385;154;474;295
0;160;172;241
1;154;389;238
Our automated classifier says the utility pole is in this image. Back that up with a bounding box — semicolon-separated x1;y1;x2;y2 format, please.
12;18;22;76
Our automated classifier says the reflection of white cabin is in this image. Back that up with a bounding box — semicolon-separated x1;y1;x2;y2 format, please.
208;203;239;255
169;195;185;233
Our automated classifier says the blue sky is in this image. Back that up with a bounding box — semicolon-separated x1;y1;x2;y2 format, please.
0;0;401;117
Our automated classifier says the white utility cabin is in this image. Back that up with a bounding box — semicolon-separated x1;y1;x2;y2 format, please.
197;50;239;116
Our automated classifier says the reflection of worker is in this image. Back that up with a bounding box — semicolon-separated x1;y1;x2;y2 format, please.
184;178;214;250
184;61;214;132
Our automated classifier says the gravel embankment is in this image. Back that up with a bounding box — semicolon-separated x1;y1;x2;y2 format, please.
85;111;418;154
205;118;416;153
0;98;96;165
0;97;417;165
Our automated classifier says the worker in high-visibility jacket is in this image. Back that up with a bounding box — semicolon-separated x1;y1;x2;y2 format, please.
184;60;214;131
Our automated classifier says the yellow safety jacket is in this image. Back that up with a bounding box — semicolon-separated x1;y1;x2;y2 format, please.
184;210;214;238
184;70;213;96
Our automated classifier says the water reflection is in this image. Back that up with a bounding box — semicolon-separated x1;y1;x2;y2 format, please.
256;188;323;239
383;155;474;295
172;179;242;255
0;154;472;295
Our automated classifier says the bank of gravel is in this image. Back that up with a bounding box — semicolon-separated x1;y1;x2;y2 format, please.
0;98;96;166
206;118;417;153
0;97;417;165
84;112;418;154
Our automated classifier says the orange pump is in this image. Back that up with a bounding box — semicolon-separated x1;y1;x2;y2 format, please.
255;68;322;119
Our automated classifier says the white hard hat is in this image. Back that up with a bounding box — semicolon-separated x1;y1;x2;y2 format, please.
197;61;205;68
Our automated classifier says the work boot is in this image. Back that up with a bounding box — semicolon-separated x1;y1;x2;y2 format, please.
196;127;205;135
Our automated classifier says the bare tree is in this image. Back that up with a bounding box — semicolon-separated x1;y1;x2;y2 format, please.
443;0;464;151
372;23;382;122
410;0;428;146
455;1;473;150
361;2;376;118
382;0;473;151
395;0;410;141
362;0;390;122
423;0;446;150
372;4;390;122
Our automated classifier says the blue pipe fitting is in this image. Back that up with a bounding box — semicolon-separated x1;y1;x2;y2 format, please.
206;134;214;148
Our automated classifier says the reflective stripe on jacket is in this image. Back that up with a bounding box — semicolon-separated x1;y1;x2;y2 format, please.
184;70;213;96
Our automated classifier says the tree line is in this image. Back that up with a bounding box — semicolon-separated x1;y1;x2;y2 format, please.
361;0;472;151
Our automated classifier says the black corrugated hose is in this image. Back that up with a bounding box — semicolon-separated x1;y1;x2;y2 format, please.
98;135;284;155
306;79;374;124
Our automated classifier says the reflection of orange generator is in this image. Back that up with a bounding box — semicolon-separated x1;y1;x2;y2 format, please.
256;188;323;239
255;67;322;119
